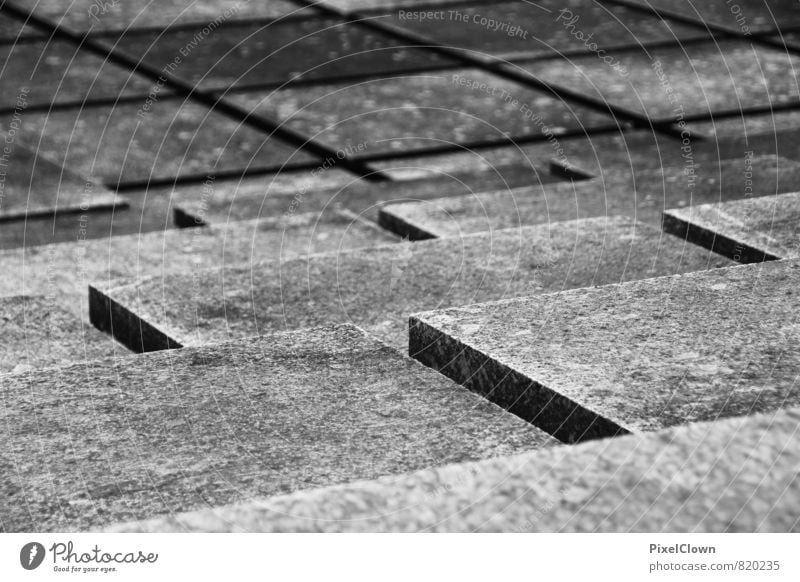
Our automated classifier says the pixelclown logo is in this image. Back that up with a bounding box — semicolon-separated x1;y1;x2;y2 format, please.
20;542;45;570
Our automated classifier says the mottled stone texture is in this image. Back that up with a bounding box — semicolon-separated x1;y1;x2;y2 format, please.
0;211;393;314
0;324;552;532
411;259;800;442
106;408;800;533
378;155;800;239
90;216;731;353
0;295;119;374
664;191;800;262
624;0;800;33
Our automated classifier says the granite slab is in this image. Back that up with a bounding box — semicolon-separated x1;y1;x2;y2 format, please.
2;99;314;184
13;0;314;34
381;0;707;61
0;39;154;107
663;191;800;262
106;407;800;532
0;133;126;221
89;216;732;353
0;295;120;374
114;16;456;92
0;324;552;532
517;40;800;122
378;155;800;238
411;258;800;442
0;210;394;313
171;159;562;226
227;68;616;156
624;0;800;34
689;111;800;162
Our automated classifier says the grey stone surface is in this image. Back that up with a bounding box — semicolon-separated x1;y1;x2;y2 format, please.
320;0;466;11
689;111;800;162
0;13;41;40
227;68;615;156
116;17;456;92
0;295;119;374
378;155;800;238
664;191;800;262
1;99;314;184
382;0;707;61
105;407;800;533
171;159;561;226
0;39;153;107
519;41;800;122
0;134;126;221
15;0;314;33
411;259;800;442
0;210;394;313
90;216;731;353
0;323;552;532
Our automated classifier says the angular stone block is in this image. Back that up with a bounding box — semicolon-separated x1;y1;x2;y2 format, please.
2;99;313;184
106;407;800;532
663;191;800;262
115;17;455;91
378;155;800;238
0;210;393;312
411;259;800;442
90;216;731;353
0;295;119;374
0;324;552;532
227;68;615;156
522;41;800;122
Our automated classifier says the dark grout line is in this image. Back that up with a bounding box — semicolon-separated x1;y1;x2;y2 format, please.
0;0;391;183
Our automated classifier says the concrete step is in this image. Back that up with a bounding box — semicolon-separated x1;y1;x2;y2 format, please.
0;211;394;312
0;323;551;532
172;161;563;227
663;191;800;262
89;216;731;353
411;258;800;443
378;155;800;239
0;295;119;374
105;406;800;532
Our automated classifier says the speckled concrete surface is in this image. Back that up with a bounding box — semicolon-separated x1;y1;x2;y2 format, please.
227;68;615;156
172;160;560;226
0;295;120;374
0;324;552;532
0;210;394;313
105;407;800;532
378;155;800;238
5;99;313;184
519;41;800;122
411;259;800;442
664;191;800;262
14;0;313;33
90;216;731;353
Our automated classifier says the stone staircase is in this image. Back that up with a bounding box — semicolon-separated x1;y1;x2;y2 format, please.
1;0;799;533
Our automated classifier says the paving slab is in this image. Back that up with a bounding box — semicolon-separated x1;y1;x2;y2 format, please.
0;210;393;314
227;68;616;156
1;99;314;184
0;39;154;107
0;323;552;532
378;155;800;238
0;14;44;41
90;216;731;353
411;258;800;443
171;159;562;226
0;134;126;221
114;17;456;92
320;0;466;11
106;407;800;533
624;0;800;34
689;111;800;162
663;191;800;262
518;40;800;122
13;0;314;34
0;295;120;374
381;0;707;61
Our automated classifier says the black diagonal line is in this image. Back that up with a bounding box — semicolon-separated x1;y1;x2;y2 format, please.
0;0;391;182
